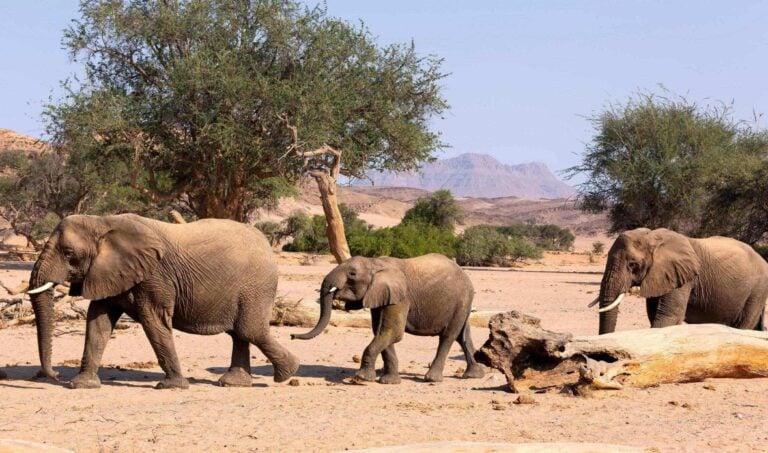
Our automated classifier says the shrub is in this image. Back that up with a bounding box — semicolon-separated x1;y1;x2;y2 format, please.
402;190;464;230
349;221;456;258
455;225;541;266
255;221;283;247
591;241;605;255
496;223;574;251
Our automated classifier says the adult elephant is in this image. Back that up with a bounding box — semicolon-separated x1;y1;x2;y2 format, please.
292;254;485;383
591;228;768;334
27;213;299;389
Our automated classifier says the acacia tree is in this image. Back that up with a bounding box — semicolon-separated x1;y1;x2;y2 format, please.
567;92;762;234
47;0;447;262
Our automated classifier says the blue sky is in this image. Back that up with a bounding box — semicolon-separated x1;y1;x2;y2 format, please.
1;1;767;178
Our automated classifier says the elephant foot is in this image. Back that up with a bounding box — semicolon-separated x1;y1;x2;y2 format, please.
424;370;444;383
68;372;101;389
378;373;401;385
353;368;376;383
218;368;252;387
35;369;59;381
273;352;300;383
155;376;190;390
462;364;485;379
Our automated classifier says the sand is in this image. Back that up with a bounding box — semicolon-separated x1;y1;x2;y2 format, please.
1;252;766;452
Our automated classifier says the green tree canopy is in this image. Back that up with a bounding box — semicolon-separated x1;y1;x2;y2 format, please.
402;189;464;230
568;91;767;235
46;0;448;222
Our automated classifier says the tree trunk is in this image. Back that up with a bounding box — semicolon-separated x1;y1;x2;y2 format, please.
475;311;768;394
310;171;351;264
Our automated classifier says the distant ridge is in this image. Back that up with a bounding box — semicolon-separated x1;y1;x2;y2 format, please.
0;129;50;155
359;153;575;199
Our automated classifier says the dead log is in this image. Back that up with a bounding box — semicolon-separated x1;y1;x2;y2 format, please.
0;280;29;295
271;299;500;330
168;210;187;224
475;311;768;394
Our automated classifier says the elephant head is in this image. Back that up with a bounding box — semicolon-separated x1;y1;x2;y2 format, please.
27;214;164;379
592;228;700;334
291;256;406;340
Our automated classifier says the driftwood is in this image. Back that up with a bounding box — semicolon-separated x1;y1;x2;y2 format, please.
1;280;85;328
270;298;499;330
475;311;768;394
168;210;187;224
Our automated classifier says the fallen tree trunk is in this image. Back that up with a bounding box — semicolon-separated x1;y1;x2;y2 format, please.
475;311;768;394
271;299;497;329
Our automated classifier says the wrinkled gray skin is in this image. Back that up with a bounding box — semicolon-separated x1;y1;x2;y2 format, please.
598;228;768;335
293;254;485;384
28;213;299;389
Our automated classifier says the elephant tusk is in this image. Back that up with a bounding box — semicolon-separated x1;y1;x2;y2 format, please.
587;296;600;308
26;281;54;295
329;287;337;293
598;293;625;313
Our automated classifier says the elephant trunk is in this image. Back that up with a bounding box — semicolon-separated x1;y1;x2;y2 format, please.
29;235;66;380
598;262;630;335
291;291;334;340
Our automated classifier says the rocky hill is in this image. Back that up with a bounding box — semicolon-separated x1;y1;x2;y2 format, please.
359;153;576;199
0;129;50;155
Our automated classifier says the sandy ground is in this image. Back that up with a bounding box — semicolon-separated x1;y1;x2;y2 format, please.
1;252;767;452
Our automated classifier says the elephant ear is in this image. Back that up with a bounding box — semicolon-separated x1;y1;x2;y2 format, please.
82;216;165;300
640;229;701;298
363;268;408;309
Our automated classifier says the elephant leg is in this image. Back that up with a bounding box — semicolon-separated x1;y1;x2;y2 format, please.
456;320;484;379
379;346;401;384
135;295;188;389
732;293;766;330
218;334;252;387
425;333;456;383
238;325;299;383
355;305;406;383
70;299;123;389
370;309;400;384
645;297;660;326
652;285;691;328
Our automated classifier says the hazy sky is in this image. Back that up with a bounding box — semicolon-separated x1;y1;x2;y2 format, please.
2;1;767;177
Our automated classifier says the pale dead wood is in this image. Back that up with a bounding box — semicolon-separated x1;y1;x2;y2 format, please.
0;280;29;295
271;299;500;330
279;113;351;263
168;210;187;224
475;311;768;394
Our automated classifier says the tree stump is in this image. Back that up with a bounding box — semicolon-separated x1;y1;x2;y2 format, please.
475;311;768;394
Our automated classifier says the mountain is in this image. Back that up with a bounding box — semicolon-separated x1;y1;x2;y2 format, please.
0;129;50;155
359;153;576;199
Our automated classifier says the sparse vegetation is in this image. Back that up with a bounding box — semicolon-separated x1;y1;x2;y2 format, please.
591;241;605;255
402;190;464;230
41;0;448;262
569;90;768;245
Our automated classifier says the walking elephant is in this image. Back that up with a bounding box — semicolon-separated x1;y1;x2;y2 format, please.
292;254;485;383
591;228;768;334
27;213;299;389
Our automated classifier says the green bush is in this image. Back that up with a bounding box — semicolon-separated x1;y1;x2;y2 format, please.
255;221;283;247
496;223;574;251
455;225;541;266
402;189;464;230
349;221;456;258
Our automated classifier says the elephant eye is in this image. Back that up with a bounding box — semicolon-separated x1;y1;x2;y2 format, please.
628;261;639;271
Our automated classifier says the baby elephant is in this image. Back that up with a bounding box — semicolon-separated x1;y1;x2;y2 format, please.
292;254;484;383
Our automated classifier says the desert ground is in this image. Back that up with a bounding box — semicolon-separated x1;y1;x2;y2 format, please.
1;249;767;453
